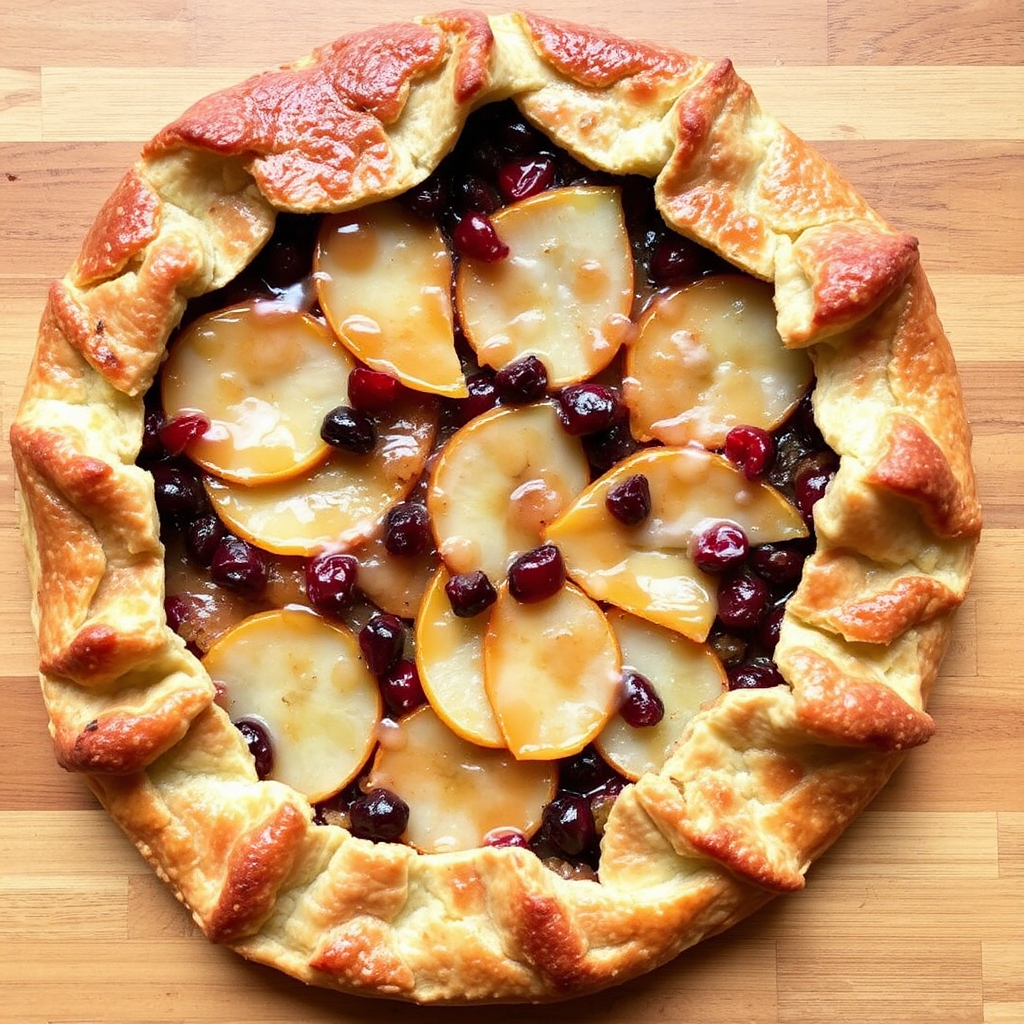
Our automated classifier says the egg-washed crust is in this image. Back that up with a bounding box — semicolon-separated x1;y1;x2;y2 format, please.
10;10;981;1004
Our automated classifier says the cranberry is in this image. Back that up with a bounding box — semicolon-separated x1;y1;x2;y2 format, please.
359;613;406;676
379;659;426;717
305;551;359;617
453;174;502;215
648;233;708;286
348;788;410;843
757;603;786;655
498;155;556;202
559;745;622;796
210;536;268;598
347;367;403;411
139;406;167;464
584;420;640;475
716;568;769;630
727;660;786;691
401;173;446;220
619;670;665;728
320;405;376;454
444;570;498;618
749;541;808;587
724;425;775;480
691;520;749;573
540;794;596;857
151;464;206;525
184;512;226;567
455;371;499;424
495;354;548;404
794;451;839;521
507;544;565;603
164;593;191;633
383;502;431;557
452;212;509;262
234;718;274;780
485;828;529;849
603;473;651;526
158;410;209;457
556;383;619;436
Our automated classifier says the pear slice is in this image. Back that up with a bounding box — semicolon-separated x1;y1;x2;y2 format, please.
414;566;504;749
205;392;438;556
595;609;727;781
455;186;635;387
205;607;382;802
625;275;814;448
316;201;466;398
368;705;557;853
427;402;589;581
544;446;808;642
484;582;622;761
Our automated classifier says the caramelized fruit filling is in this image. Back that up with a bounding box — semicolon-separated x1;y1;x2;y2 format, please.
142;101;836;876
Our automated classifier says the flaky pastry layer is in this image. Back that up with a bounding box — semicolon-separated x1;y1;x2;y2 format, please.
11;11;980;1003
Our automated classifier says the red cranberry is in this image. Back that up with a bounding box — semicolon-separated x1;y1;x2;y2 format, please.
444;570;498;618
794;451;839;521
452;212;509;262
164;593;191;634
619;670;665;728
321;405;376;454
749;541;808;587
584;420;641;475
485;828;529;849
379;658;426;717
559;745;623;797
757;604;786;655
540;794;596;857
507;544;565;603
210;536;269;597
498;155;556;202
151;463;206;525
347;367;403;411
724;425;775;481
716;569;769;630
234;718;274;779
383;502;431;557
359;613;406;676
455;371;499;424
727;660;786;691
184;512;226;567
495;354;548;404
556;383;619;436
305;551;359;617
648;233;708;286
348;788;410;843
139;406;167;464
691;520;749;573
605;473;652;526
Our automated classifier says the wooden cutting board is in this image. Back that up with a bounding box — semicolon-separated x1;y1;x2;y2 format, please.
1;2;1021;1022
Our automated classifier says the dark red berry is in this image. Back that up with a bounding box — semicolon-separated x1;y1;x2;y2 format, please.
556;383;619;436
619;670;665;728
794;451;839;521
140;406;167;463
234;717;274;779
559;745;621;797
497;155;556;202
494;354;548;404
184;512;226;567
452;211;509;262
756;603;786;655
305;551;359;617
727;660;786;691
507;544;565;603
210;536;269;597
401;173;446;220
348;788;410;843
605;473;652;526
151;464;206;525
445;570;498;618
749;541;808;587
584;421;640;476
379;659;426;717
485;828;529;849
347;366;403;411
453;174;501;215
321;405;376;454
724;425;775;480
540;794;596;857
359;613;406;676
648;233;707;286
691;520;749;573
164;593;191;634
456;371;499;424
716;568;769;630
383;502;431;557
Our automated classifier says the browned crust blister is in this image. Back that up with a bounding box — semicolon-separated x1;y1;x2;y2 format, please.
10;10;981;1003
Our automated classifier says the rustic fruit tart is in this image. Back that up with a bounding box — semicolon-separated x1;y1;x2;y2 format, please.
11;11;980;1004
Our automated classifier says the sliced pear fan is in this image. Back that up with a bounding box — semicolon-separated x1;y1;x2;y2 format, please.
456;186;635;386
369;705;557;854
625;275;814;448
205;393;438;556
484;582;622;761
316;201;467;398
205;608;382;802
427;402;589;581
595;609;727;780
544;446;808;642
161;305;355;484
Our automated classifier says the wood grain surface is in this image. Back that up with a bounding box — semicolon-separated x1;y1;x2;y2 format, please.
1;2;1021;1022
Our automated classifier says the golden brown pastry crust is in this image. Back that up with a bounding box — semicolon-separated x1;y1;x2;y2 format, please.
11;10;981;1003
